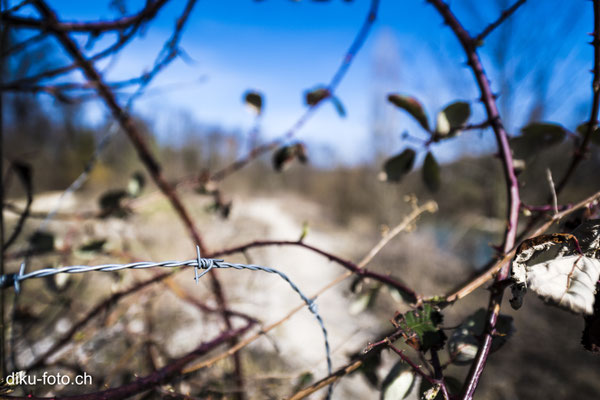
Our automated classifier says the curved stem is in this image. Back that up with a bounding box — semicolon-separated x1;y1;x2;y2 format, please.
425;1;521;398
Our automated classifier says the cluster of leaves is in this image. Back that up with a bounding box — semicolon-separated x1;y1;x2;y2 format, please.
351;304;514;399
381;94;472;192
393;303;446;352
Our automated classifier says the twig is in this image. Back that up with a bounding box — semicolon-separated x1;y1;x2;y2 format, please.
359;201;438;268
473;0;526;44
162;277;257;324
2;23;141;89
546;168;558;215
3;0;168;32
287;328;397;400
288;359;363;400
0;0;167;91
35;0;199;233
0;31;45;57
384;341;434;384
288;329;429;400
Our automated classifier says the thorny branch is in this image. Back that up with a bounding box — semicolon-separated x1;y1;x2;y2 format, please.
216;239;419;301
1;1;163;89
425;1;521;398
26;0;249;396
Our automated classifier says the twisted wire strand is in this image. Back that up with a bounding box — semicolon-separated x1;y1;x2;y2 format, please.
1;247;334;397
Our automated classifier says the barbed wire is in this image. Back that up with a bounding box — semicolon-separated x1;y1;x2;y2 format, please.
1;245;334;398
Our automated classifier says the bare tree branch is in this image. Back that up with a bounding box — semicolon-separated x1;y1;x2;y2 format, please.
3;0;168;32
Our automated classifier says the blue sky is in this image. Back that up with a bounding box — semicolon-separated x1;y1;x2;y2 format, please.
11;0;594;165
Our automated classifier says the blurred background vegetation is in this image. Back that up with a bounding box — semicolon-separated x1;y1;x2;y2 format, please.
3;0;600;399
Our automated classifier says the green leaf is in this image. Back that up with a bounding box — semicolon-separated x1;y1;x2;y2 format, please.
331;95;346;117
380;361;416;400
273;146;294;171
447;308;514;365
387;94;430;131
305;87;330;106
272;143;308;172
99;189;130;218
422;151;441;192
512;122;567;157
28;231;55;254
521;122;566;147
243;90;263;115
291;371;314;393
127;171;145;198
396;303;446;351
382;149;416;183
435;101;471;137
576;122;600;146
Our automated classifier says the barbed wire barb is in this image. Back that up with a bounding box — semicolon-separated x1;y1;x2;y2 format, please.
0;246;335;398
